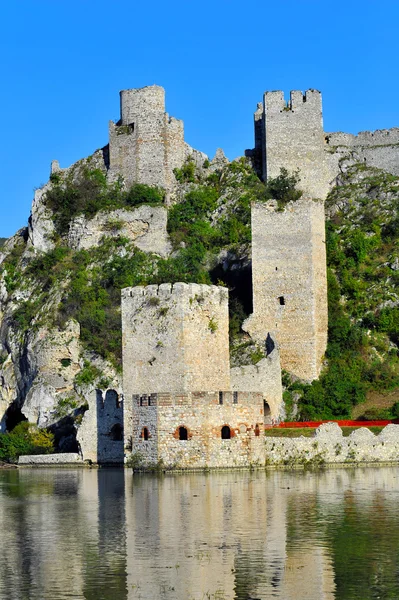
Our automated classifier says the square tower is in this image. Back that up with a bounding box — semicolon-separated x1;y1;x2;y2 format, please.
244;198;328;381
258;90;330;200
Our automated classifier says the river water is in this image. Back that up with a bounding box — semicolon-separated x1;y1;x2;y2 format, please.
0;467;399;599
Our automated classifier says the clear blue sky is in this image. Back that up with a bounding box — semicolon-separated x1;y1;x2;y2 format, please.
1;0;398;237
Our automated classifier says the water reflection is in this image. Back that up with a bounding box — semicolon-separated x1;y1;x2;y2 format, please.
0;467;399;599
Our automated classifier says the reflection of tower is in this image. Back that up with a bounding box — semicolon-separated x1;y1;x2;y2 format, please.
0;469;129;599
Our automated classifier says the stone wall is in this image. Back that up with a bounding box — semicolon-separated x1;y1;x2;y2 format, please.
325;128;399;178
230;336;283;421
77;388;124;464
257;90;331;200
18;453;83;465
131;391;265;469
244;198;328;381
265;423;399;466
108;85;186;192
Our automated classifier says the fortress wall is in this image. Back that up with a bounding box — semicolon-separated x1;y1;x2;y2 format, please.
262;90;330;199
77;388;124;464
131;391;265;468
230;344;283;420
265;423;399;466
244;198;327;381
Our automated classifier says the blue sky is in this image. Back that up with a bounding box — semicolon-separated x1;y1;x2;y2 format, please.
1;0;398;237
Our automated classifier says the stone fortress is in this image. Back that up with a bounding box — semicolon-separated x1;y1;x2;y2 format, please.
22;85;399;467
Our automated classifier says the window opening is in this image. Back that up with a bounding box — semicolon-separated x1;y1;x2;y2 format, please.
142;427;149;441
110;424;123;441
279;296;285;306
221;425;231;440
219;391;223;405
233;391;238;404
179;426;188;441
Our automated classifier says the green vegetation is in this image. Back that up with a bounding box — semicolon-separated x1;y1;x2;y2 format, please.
173;159;196;183
0;237;7;248
45;170;164;235
294;165;399;419
0;422;54;463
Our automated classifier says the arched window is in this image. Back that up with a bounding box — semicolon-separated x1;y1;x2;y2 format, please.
142;427;149;441
179;426;188;441
264;401;271;425
105;389;119;408
110;423;123;441
221;425;231;440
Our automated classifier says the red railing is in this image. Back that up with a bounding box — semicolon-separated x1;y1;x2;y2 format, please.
275;420;396;429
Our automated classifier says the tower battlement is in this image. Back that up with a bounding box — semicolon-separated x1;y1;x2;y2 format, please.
254;88;329;200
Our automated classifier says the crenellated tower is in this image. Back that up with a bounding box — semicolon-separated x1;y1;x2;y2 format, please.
246;89;329;381
255;89;330;200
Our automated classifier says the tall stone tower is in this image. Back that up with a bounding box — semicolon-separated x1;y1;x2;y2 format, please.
246;89;329;381
108;85;186;191
244;199;327;381
255;89;330;199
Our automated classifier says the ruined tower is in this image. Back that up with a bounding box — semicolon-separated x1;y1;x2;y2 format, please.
108;85;187;191
244;198;327;381
245;89;329;381
255;89;330;199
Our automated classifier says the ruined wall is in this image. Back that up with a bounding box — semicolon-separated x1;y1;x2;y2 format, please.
259;90;331;199
230;337;283;421
77;388;124;464
325;128;399;178
244;198;328;381
265;423;399;466
131;391;265;468
108;85;186;191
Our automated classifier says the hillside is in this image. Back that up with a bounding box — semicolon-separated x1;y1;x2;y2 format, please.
0;154;398;443
289;163;399;420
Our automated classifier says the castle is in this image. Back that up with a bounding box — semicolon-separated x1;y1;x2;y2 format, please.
32;85;399;467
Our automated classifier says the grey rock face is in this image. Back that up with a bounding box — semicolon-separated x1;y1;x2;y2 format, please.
68;206;171;257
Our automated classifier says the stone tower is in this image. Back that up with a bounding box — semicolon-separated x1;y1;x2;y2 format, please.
255;89;330;200
246;89;329;381
108;85;186;191
244;198;327;381
121;283;231;439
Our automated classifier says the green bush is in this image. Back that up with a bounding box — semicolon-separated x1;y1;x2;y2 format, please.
263;167;303;209
45;171;164;235
0;422;54;463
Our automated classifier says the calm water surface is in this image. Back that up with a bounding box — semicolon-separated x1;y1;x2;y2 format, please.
0;467;399;599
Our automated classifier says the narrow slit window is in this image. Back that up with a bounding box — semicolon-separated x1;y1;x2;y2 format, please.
142;427;149;441
233;391;238;404
219;391;223;405
279;296;285;306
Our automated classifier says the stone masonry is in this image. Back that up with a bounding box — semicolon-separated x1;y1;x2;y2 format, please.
244;198;328;381
131;391;265;469
108;85;187;193
254;90;331;200
121;283;279;468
